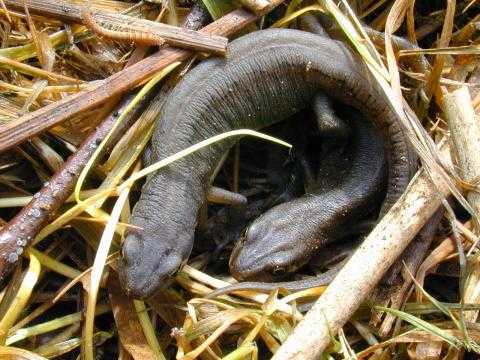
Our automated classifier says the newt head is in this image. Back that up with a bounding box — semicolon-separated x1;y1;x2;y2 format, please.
229;201;315;282
119;228;185;299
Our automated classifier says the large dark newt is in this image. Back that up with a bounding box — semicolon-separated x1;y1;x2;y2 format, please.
229;109;387;282
119;28;417;299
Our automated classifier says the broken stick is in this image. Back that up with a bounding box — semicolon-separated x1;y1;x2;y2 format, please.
238;0;272;14
441;85;480;323
3;0;227;55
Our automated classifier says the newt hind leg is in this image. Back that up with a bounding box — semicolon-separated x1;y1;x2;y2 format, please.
298;93;352;191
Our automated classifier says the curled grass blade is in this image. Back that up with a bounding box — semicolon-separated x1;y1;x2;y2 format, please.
271;4;325;28
182;309;258;360
119;129;291;191
179;265;297;316
33;188;115;245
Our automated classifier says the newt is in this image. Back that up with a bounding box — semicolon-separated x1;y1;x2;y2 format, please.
119;28;417;299
229;109;387;282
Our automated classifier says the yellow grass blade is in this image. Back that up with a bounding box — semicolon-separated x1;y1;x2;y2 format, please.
0;253;41;344
74;61;181;204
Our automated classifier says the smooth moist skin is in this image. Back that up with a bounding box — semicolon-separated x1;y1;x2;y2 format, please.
229;114;387;282
119;29;417;299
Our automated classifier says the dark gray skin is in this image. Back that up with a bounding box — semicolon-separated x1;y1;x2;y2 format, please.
119;29;417;299
218;17;427;295
229;112;387;282
208;115;385;299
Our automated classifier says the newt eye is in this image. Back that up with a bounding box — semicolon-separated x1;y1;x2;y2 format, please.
272;266;286;277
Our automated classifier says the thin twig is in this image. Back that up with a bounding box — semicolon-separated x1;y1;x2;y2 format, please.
0;55;81;83
424;0;456;101
4;0;227;54
0;0;12;23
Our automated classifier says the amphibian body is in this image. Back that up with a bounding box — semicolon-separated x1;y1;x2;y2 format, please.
119;29;417;299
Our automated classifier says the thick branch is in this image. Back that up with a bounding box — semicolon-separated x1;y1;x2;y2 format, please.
441;86;480;323
0;98;130;282
4;0;227;55
272;144;452;360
